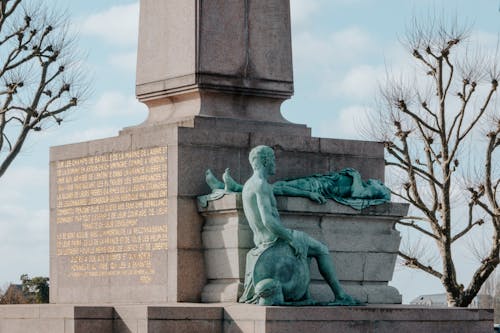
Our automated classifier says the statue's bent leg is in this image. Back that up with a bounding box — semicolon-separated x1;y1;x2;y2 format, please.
306;236;347;300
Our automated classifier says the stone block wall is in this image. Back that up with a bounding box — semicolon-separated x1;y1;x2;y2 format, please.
0;304;492;333
199;194;408;304
50;116;386;304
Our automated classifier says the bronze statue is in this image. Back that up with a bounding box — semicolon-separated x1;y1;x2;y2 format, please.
202;161;390;211
237;145;360;306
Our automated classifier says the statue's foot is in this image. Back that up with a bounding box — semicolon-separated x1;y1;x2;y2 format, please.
223;168;243;192
329;293;363;306
205;169;224;190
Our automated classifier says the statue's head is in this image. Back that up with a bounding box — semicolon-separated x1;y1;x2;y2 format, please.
366;179;391;200
249;145;276;175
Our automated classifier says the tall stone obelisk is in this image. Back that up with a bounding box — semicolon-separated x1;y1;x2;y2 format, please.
49;0;385;304
135;0;297;126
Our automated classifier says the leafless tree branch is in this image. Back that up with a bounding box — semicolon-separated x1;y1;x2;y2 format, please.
0;0;88;178
398;250;443;279
373;15;499;307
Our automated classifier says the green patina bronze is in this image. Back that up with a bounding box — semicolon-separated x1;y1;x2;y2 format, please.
197;147;392;305
273;168;390;210
235;145;361;306
199;159;390;210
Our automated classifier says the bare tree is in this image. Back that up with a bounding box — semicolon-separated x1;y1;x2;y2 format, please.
370;17;500;307
0;0;87;178
477;272;496;308
468;234;497;308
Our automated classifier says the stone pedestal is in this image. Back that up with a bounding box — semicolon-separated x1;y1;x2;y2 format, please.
0;304;493;333
199;194;408;304
50;116;386;304
47;0;396;305
222;304;494;333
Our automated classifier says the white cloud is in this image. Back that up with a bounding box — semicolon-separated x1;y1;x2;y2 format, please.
65;127;122;144
290;0;370;28
0;206;49;283
337;65;385;100
318;105;373;140
330;27;374;57
293;31;334;68
332;0;367;4
293;27;374;69
470;30;499;49
325;41;421;102
108;51;137;72
0;166;48;195
0;207;48;246
292;26;385;101
290;0;321;26
0;166;49;282
92;91;148;118
81;2;140;46
60;91;148;143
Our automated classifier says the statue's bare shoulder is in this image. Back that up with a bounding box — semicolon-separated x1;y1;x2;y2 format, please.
244;176;271;195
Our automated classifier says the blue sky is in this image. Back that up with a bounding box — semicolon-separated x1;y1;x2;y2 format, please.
0;0;498;303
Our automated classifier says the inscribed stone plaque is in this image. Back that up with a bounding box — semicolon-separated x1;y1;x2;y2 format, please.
54;147;168;287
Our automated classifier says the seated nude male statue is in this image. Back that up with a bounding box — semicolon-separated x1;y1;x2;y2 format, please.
238;145;359;305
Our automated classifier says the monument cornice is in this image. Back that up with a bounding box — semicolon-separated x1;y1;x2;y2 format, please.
136;74;294;102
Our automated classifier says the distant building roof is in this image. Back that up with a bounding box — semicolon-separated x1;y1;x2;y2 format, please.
5;284;22;293
410;293;494;309
410;293;448;307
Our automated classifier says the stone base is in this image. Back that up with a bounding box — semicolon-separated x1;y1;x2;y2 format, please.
49;114;387;305
311;282;403;305
0;303;493;333
199;194;408;304
224;304;494;333
201;281;402;305
201;280;244;303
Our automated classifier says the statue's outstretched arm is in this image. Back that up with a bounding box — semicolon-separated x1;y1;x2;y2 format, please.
273;182;326;204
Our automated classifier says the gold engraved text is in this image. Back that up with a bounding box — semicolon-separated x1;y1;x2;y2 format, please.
55;147;168;283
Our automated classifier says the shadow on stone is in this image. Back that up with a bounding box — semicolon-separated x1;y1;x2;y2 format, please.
74;306;114;333
113;308;133;333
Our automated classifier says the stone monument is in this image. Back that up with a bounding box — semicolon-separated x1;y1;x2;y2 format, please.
0;0;494;332
49;0;389;305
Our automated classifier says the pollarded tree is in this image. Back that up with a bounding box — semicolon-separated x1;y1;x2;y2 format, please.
20;274;49;303
370;18;499;307
0;0;87;178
